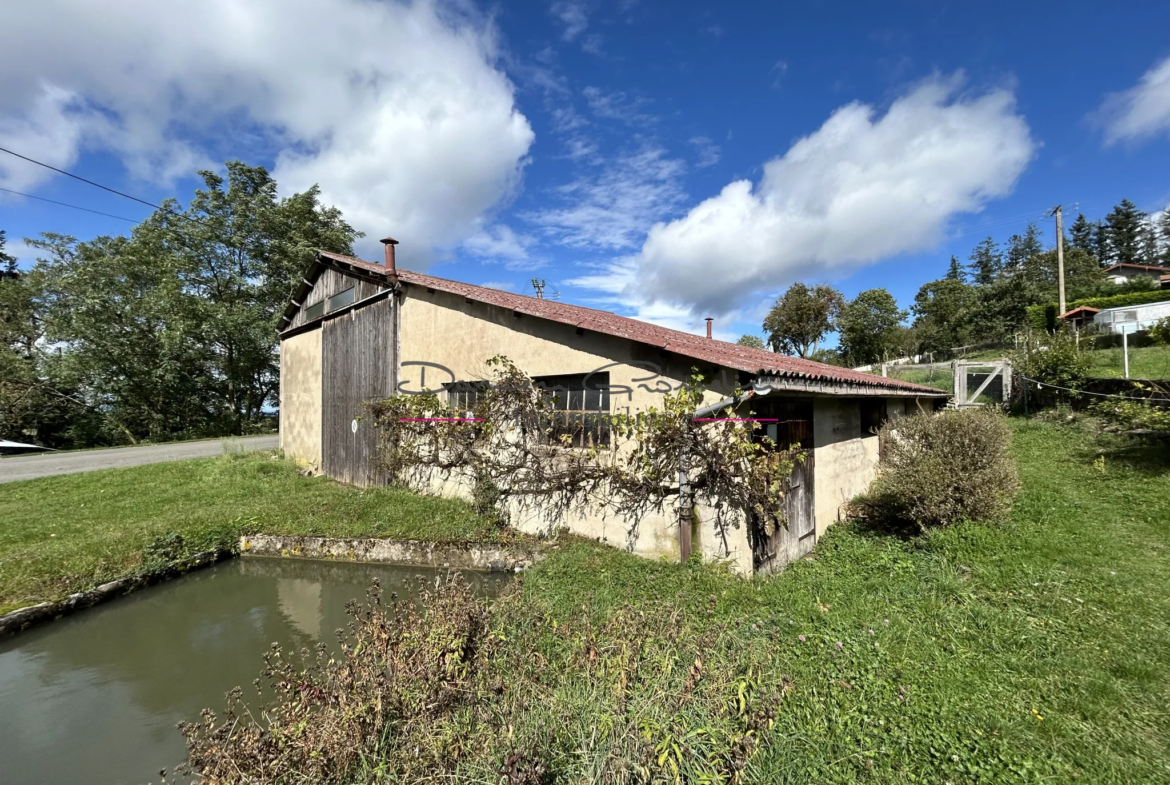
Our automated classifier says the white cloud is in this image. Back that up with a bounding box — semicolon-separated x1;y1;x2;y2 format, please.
551;1;591;41
688;136;720;168
0;0;534;266
525;146;687;250
605;74;1033;314
462;223;542;270
1100;55;1170;145
479;280;516;292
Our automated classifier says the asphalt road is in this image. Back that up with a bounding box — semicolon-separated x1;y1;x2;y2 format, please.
0;435;280;484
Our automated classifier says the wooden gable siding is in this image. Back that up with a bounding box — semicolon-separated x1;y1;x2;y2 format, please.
289;265;388;330
321;296;397;487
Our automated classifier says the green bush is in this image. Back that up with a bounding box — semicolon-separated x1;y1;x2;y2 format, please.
1149;317;1170;346
1010;330;1090;389
1089;396;1170;434
860;409;1019;529
1026;289;1170;331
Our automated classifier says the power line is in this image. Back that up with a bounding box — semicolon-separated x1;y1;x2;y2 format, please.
0;145;167;212
0;186;140;224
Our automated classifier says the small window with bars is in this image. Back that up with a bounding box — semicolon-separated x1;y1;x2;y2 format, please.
444;381;489;413
533;372;611;448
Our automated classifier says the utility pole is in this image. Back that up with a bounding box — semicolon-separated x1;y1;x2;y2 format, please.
1053;205;1067;317
531;278;545;299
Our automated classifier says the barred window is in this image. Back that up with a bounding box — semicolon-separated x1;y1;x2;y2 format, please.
444;380;488;413
533;372;611;448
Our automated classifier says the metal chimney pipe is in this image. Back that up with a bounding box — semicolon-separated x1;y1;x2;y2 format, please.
705;317;713;339
380;237;399;273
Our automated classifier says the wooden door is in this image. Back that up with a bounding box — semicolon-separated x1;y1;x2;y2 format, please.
752;449;816;575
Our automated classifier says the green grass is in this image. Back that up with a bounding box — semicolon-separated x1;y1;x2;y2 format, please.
0;451;493;612
454;419;1170;783
1085;344;1170;379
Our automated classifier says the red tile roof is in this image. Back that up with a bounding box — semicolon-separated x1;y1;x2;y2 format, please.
316;250;946;396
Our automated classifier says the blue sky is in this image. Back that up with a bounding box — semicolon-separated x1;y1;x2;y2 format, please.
2;0;1169;343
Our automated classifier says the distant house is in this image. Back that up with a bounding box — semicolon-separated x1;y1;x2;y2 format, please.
1102;263;1168;287
276;240;946;575
1093;299;1170;334
1059;306;1101;329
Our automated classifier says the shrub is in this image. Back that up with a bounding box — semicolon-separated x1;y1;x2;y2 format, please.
1149;317;1170;346
860;409;1019;530
1010;330;1090;390
1089;396;1170;434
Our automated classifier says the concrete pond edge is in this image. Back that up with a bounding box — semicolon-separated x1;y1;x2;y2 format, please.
0;547;235;640
239;534;547;572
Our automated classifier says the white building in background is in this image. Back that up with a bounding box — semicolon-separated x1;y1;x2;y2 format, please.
1093;300;1170;334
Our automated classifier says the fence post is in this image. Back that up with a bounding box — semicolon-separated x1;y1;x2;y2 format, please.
1123;329;1130;380
880;363;888;378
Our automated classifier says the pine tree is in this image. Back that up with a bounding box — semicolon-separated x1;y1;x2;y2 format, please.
1160;209;1170;266
945;255;965;282
1070;214;1096;255
967;237;1002;286
1005;223;1044;272
1093;222;1112;267
1104;199;1146;266
1140;216;1160;265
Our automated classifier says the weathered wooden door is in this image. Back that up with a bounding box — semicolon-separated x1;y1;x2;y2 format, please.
752;449;816;575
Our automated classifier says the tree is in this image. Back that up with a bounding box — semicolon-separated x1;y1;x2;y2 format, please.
28;161;360;444
837;289;908;366
736;334;766;350
762;283;843;358
967;238;1002;286
1070;214;1096;257
1005;223;1044;275
1104;199;1146;266
945;255;965;282
1160;209;1170;266
911;278;976;353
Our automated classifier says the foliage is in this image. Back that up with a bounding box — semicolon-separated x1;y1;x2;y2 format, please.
859;409;1019;530
1089;395;1170;434
808;347;845;366
13;162;359;446
1025;289;1170;331
1149;317;1170;345
1010;330;1090;390
762;283;843;357
736;334;766;350
369;357;799;549
912;277;976;353
0;451;494;610
1103;199;1147;266
836;288;907;365
177;420;1170;784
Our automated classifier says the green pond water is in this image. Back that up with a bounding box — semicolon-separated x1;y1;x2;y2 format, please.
0;558;509;785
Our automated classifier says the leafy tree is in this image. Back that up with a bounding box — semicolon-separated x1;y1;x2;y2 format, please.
808;347;844;366
736;334;766;350
1069;214;1096;257
911;278;976;353
762;283;843;358
27;161;359;444
967;238;1002;286
1104;199;1146;266
945;255;965;282
837;288;907;365
1159;209;1170;266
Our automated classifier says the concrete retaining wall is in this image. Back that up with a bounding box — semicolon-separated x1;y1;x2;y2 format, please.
239;534;545;572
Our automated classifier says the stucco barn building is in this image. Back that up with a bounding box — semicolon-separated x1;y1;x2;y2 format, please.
278;240;946;575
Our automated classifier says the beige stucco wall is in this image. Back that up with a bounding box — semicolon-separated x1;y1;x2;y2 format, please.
812;397;880;537
397;288;751;572
279;329;323;470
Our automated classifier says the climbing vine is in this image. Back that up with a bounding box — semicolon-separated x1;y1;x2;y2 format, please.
367;356;800;548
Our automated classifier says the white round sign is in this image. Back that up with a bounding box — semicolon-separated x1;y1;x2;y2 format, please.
351;419;358;434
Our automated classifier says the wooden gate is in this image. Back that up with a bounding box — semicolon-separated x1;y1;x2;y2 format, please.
751;450;815;575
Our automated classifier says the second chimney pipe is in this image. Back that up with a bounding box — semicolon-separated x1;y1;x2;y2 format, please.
381;237;399;273
705;317;713;339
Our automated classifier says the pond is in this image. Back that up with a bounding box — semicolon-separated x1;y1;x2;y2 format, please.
0;558;510;785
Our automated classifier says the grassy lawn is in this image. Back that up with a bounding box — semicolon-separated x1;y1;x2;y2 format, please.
1085;344;1170;379
0;451;492;612
442;418;1169;783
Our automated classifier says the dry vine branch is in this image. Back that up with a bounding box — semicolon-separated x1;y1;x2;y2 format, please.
367;357;800;547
